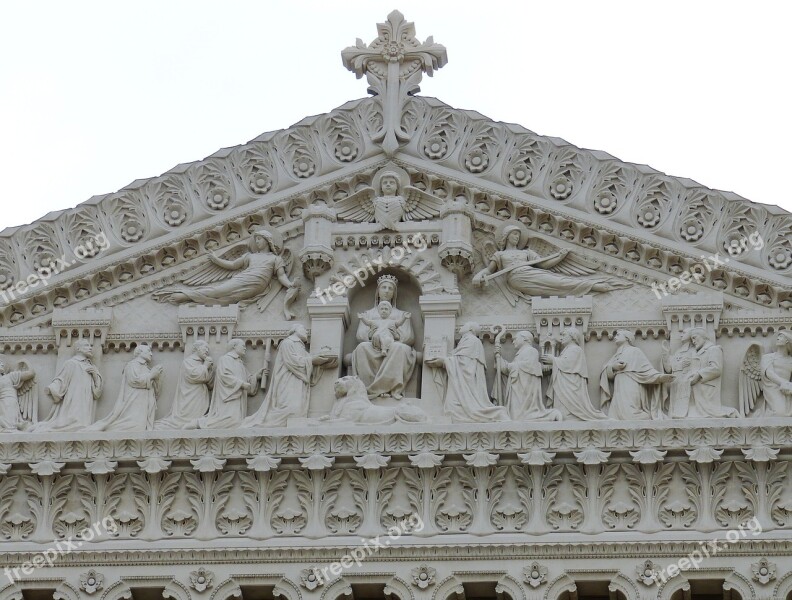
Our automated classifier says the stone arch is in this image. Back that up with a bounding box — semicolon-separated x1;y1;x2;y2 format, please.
607;573;638;600
273;578;302;600
209;579;242;600
542;574;576;600
432;576;465;600
319;578;353;600
100;581;132;600
53;582;81;600
324;245;449;298
163;580;192;600
495;574;525;600
774;570;792;600
0;583;23;600
657;577;690;600
723;571;754;600
384;576;414;600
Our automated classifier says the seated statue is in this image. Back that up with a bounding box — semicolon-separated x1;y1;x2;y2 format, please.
317;376;427;424
740;330;792;417
599;330;672;420
350;275;416;400
426;322;509;423
89;344;163;432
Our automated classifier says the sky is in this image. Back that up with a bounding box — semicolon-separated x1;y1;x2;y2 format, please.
1;1;790;231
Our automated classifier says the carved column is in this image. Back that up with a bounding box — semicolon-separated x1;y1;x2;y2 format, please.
299;203;336;280
306;295;349;416
419;294;461;414
438;199;474;276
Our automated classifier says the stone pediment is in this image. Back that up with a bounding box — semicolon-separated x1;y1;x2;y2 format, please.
0;88;790;326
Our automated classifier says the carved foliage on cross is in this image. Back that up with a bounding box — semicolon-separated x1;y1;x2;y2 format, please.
342;10;447;155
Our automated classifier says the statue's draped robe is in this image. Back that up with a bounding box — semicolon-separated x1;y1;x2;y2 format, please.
546;344;607;421
244;335;317;427
90;359;157;431
757;353;792;416
600;345;667;420
327;383;425;424
351;304;416;399
664;344;692;418
170;253;284;304
687;342;738;418
35;356;101;432
441;332;509;423
495;249;618;297
504;345;560;421
156;354;213;428
199;353;253;429
0;372;22;430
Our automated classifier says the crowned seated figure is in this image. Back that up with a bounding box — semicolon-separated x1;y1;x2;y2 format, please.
350;275;417;400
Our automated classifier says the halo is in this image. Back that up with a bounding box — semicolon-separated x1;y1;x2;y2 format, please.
372;162;410;194
496;221;530;250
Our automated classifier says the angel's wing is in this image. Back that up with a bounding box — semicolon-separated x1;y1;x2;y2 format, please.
180;244;248;286
473;237;498;267
402;187;444;221
16;361;37;423
334;188;376;223
253;249;300;319
739;343;764;416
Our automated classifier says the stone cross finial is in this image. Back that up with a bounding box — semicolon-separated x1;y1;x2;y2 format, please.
342;10;447;155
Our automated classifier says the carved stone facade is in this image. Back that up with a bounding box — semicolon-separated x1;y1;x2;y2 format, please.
0;11;790;600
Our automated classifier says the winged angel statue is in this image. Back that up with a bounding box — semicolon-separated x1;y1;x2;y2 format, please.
739;331;792;417
334;164;443;230
473;223;631;305
153;227;300;319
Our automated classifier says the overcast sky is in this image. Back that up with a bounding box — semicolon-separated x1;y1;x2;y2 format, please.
1;1;789;231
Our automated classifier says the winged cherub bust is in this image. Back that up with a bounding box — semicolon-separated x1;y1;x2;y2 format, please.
334;164;443;230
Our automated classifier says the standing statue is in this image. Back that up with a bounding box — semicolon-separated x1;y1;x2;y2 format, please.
358;301;411;356
0;360;36;431
317;376;427;424
33;339;103;432
153;228;300;319
199;339;264;429
497;331;561;421
541;327;608;421
425;322;509;423
155;341;214;429
243;324;337;427
351;275;417;400
334;164;443;230
739;331;792;417
89;344;163;432
661;329;694;418
685;328;738;418
473;224;631;306
599;330;673;420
